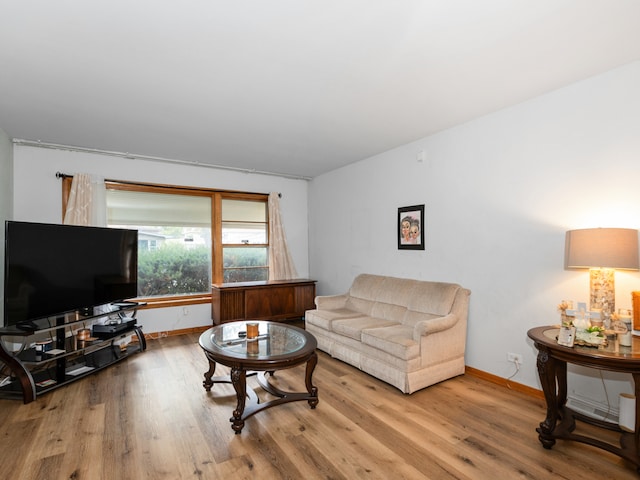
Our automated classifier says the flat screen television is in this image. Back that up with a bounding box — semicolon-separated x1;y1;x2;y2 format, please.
4;221;138;327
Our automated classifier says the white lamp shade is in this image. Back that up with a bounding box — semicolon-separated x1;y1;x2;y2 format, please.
565;228;639;270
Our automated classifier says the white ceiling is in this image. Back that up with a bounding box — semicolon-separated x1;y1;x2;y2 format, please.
1;1;639;179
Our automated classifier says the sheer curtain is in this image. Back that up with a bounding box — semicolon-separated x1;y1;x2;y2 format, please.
63;173;106;226
268;192;298;280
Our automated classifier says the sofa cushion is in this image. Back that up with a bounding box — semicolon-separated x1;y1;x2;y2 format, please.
361;324;419;361
347;275;417;318
305;309;365;331
406;282;460;316
345;296;375;316
375;277;418;305
332;316;398;341
348;274;387;301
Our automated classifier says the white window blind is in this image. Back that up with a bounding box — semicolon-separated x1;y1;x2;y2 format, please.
107;190;210;227
221;199;267;244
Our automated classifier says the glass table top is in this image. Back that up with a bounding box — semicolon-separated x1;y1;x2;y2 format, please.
208;321;308;358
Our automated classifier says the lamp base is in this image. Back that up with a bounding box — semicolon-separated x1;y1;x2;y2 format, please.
589;268;615;319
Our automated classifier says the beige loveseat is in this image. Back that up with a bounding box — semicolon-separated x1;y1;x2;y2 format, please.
305;274;470;394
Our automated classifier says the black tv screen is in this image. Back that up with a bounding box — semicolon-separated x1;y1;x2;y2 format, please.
4;221;138;326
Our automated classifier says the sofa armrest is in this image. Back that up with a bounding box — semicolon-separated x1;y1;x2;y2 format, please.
315;294;349;310
413;314;458;340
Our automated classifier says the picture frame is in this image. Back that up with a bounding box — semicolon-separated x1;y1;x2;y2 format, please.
398;204;425;250
557;325;576;347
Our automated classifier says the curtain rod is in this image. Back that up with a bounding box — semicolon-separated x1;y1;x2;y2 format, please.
16;138;311;181
55;172;281;197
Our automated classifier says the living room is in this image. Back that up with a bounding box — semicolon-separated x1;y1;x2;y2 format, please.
2;2;640;478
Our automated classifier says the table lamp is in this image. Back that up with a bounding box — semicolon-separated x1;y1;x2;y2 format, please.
565;227;639;320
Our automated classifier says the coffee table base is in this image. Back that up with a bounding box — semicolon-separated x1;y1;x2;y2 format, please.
202;351;318;434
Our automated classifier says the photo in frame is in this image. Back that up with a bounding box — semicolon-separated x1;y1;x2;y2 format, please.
557;325;576;347
398;204;425;250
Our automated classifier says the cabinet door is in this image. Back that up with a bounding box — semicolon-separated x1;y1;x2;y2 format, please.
245;286;295;319
213;289;245;323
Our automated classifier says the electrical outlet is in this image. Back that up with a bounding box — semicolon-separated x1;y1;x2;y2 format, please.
507;352;523;364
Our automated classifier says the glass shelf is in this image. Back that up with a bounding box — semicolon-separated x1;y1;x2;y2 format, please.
0;301;144;336
17;328;138;366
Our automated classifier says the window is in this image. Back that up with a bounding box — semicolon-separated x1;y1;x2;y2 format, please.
61;178;269;308
107;188;213;298
221;198;268;282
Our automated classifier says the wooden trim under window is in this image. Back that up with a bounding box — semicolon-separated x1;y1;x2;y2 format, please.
135;294;212;310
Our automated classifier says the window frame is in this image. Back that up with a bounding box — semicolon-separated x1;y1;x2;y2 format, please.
61;178;269;309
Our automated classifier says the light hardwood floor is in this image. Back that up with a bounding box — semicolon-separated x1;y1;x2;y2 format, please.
0;333;637;480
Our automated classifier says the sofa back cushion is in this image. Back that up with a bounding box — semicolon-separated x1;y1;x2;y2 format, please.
344;274;384;315
406;282;460;316
348;273;386;300
344;274;460;322
368;276;418;321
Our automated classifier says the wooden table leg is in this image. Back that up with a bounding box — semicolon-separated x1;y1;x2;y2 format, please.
305;351;319;409
202;353;217;392
230;366;247;434
556;360;567;411
535;348;560;449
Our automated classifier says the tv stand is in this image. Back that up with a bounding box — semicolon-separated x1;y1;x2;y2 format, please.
0;302;146;403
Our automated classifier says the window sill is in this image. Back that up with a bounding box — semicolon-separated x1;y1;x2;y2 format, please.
134;295;211;310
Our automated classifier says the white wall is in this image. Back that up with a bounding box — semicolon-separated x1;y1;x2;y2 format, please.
308;60;640;411
0;127;14;323
11;146;309;334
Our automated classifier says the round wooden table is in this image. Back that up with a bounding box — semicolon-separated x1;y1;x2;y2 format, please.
199;321;318;434
528;326;640;471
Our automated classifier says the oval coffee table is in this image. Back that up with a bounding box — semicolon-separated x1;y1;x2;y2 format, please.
199;321;319;434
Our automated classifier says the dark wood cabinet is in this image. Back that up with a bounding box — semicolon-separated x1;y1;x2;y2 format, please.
211;279;316;324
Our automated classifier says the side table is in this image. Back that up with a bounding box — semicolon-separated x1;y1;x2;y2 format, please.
528;326;640;471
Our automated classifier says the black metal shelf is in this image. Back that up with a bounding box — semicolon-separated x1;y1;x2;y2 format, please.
0;303;146;403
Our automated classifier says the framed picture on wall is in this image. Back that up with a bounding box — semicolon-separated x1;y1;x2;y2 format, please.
398;204;425;250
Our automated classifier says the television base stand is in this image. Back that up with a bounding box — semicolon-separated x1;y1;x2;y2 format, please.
0;302;146;403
